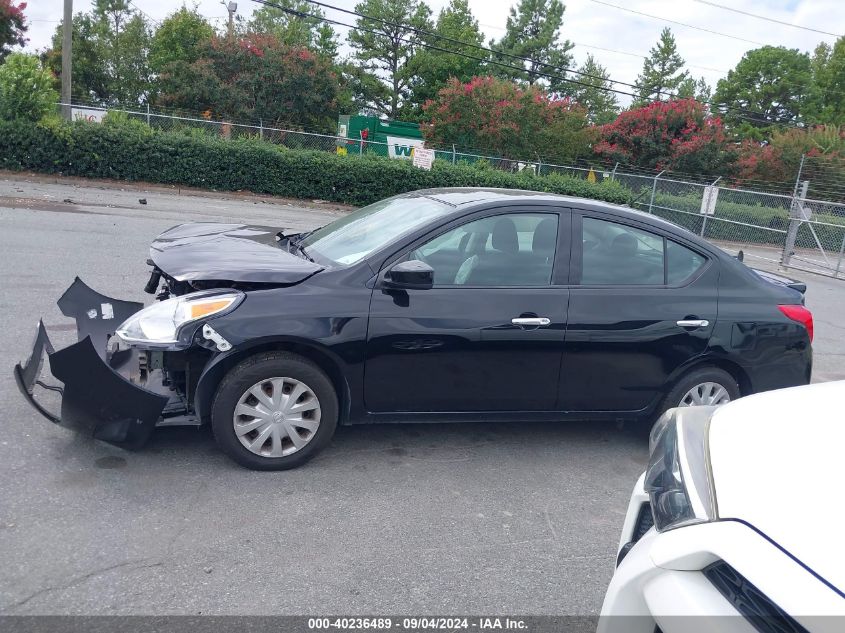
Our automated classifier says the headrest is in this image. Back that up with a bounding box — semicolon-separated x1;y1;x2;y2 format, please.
492;217;518;254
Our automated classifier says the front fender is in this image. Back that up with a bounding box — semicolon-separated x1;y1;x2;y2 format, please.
193;336;354;423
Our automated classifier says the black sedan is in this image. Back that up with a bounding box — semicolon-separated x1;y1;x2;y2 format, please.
15;188;813;470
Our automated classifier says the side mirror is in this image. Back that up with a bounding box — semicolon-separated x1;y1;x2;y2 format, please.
385;260;434;290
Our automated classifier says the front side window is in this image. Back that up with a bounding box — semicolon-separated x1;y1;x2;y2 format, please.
581;217;665;285
299;193;452;265
410;213;559;287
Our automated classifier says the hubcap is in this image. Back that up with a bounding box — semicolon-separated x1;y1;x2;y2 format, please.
233;377;321;458
679;382;731;407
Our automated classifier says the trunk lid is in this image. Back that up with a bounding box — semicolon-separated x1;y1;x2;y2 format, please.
751;267;807;296
150;223;323;284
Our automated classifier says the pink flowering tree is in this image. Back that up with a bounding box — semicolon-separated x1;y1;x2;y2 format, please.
594;98;736;175
421;76;593;164
0;0;27;62
157;35;341;132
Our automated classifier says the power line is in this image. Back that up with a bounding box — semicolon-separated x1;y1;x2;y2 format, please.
690;0;843;38
298;0;642;93
572;41;728;75
251;0;642;99
475;20;730;74
586;0;769;47
268;0;799;127
126;0;161;27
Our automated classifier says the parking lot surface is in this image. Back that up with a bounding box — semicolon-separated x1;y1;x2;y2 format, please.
0;177;841;615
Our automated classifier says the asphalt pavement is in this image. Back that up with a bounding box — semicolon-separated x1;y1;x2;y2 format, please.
0;176;841;616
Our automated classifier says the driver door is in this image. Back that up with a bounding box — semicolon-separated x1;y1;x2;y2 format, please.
364;209;570;413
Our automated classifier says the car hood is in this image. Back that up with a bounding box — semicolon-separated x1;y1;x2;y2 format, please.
149;223;323;284
708;381;845;594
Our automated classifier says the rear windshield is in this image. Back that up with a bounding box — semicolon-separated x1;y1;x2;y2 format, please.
299;194;452;265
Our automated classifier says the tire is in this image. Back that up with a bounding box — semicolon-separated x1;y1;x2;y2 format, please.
659;366;740;418
211;351;338;471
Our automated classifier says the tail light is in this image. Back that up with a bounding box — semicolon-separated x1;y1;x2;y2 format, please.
778;304;814;342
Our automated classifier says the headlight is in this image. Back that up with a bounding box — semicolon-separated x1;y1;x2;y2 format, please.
644;406;718;532
116;291;243;346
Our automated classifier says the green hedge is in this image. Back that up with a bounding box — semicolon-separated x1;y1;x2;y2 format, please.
0;119;632;207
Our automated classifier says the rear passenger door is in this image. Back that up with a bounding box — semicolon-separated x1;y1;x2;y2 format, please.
559;212;718;413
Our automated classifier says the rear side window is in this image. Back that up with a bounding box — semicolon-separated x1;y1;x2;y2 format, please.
580;217;664;285
667;240;706;284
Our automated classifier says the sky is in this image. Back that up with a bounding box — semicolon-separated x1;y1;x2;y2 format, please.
21;0;845;106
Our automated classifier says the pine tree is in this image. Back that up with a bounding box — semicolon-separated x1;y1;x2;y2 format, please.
491;0;574;94
678;76;711;102
571;54;619;124
406;0;487;119
634;27;689;105
347;0;432;118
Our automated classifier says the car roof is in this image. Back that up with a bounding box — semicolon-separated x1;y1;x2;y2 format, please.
415;187;698;242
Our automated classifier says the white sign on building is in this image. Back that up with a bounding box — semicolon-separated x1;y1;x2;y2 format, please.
71;107;106;124
385;135;426;160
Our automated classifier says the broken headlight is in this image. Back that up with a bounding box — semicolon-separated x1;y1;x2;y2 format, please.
644;406;718;532
116;291;243;346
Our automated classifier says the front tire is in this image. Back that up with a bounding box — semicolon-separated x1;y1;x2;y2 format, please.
211;351;338;470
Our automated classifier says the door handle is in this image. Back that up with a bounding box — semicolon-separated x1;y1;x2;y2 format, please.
512;317;551;327
676;319;710;329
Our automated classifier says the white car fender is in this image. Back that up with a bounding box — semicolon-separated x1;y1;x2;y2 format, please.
649;521;845;622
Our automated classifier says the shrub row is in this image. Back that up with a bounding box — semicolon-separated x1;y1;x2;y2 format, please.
0;119;632;207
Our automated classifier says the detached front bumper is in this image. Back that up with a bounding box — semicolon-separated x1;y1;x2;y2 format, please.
13;278;170;448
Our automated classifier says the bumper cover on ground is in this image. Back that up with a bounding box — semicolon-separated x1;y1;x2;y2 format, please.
13;279;169;448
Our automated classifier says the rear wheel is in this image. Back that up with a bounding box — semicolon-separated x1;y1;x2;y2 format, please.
211;352;338;470
661;367;740;417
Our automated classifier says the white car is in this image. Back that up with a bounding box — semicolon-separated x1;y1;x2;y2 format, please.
599;381;845;633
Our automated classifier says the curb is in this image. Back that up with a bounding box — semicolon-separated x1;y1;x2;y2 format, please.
0;170;356;213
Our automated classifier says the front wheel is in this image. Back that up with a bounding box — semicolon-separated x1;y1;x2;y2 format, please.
211;352;338;470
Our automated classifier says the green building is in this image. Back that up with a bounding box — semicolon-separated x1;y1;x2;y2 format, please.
336;115;425;160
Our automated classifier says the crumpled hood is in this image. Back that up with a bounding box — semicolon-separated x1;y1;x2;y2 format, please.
708;381;845;595
150;223;323;284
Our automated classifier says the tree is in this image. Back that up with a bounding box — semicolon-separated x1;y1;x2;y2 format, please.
347;0;432;119
490;0;573;94
247;0;338;59
406;0;486;119
633;28;689;105
422;75;593;164
0;52;57;121
149;7;214;74
157;35;342;132
737;125;845;198
45;1;151;105
713;46;812;137
336;61;392;116
594;99;735;175
805;37;845;126
570;54;618;125
0;0;26;62
94;0;151;104
678;76;711;102
43;13;109;104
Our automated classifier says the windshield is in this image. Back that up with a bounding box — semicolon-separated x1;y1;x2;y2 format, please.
298;193;452;265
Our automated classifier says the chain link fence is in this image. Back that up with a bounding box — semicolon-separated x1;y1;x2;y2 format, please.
65;103;845;279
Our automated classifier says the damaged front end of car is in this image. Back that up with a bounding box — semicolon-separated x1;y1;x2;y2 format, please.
13;277;241;449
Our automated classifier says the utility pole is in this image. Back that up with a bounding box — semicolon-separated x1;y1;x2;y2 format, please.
61;0;73;121
224;1;238;38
